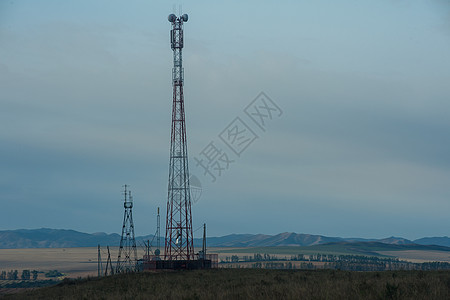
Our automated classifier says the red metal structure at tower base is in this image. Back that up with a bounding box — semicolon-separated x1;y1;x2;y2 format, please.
164;13;194;261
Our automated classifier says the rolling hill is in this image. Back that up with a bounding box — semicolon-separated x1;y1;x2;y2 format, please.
414;236;450;247
0;229;120;248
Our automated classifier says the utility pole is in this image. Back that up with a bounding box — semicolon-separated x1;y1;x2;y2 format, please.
97;244;103;277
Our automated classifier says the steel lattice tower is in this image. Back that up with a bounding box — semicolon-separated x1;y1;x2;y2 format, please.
164;13;194;261
116;185;137;272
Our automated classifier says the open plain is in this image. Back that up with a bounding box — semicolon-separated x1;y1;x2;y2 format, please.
1;246;450;279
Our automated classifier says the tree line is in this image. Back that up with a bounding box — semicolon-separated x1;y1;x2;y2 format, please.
220;253;450;271
0;269;63;280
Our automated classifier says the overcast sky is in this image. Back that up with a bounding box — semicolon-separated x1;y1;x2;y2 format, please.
1;0;449;240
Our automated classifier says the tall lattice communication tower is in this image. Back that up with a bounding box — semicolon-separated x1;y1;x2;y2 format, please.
164;13;194;261
116;185;137;272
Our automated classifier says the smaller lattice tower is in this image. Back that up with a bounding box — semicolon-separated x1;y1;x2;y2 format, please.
116;185;137;273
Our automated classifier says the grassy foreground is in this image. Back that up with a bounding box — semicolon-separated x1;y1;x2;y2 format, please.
3;269;450;300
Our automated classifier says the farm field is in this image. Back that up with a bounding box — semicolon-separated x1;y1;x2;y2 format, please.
0;247;101;279
378;250;450;263
1;246;449;279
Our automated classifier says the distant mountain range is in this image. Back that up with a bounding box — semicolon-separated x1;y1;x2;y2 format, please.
204;232;450;248
0;228;121;249
0;228;449;249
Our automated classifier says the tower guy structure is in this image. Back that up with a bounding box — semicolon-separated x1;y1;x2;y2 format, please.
116;185;137;273
164;13;195;261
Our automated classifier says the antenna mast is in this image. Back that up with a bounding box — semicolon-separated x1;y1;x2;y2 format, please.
157;207;161;252
165;13;194;261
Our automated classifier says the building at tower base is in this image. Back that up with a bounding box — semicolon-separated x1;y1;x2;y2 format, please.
140;254;218;271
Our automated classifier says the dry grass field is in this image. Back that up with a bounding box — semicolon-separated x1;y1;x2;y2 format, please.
2;269;450;300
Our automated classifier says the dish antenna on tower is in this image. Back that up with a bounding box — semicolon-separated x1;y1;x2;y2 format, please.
168;14;176;22
168;13;188;23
